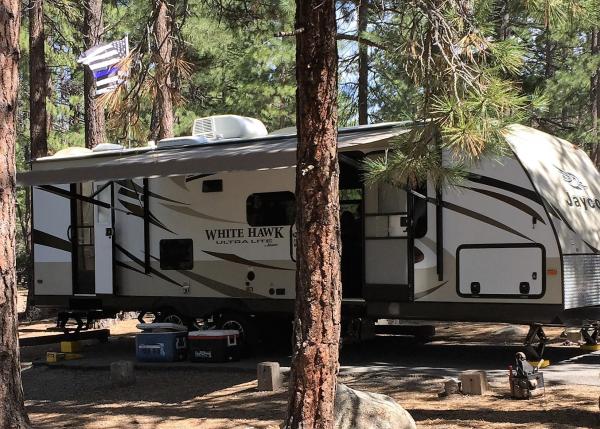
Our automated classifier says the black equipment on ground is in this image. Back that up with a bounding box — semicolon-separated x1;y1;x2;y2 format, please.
508;351;545;399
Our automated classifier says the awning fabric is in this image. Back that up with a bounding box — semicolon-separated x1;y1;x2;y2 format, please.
17;123;411;186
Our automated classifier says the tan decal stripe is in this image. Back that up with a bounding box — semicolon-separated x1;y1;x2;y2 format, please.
160;203;243;224
202;250;294;271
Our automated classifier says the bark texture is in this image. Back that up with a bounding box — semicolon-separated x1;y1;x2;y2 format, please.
82;0;106;149
357;0;369;125
285;0;340;428
591;27;599;167
0;0;30;427
152;0;174;140
28;0;48;159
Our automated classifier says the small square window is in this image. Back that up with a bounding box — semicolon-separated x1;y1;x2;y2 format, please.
160;239;193;270
202;179;223;193
246;192;295;226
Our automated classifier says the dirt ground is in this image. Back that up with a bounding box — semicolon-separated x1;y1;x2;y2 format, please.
19;319;600;428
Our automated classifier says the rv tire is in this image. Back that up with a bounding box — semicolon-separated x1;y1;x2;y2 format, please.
215;311;258;351
153;308;190;328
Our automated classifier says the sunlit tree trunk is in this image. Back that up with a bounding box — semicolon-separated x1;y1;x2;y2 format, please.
0;0;31;426
151;0;174;140
82;0;106;149
285;0;341;428
29;0;48;159
591;27;599;167
357;0;369;125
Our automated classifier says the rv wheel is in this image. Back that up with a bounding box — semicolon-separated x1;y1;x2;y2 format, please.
154;309;188;328
216;312;257;350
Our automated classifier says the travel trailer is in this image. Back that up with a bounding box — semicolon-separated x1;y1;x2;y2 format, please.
18;115;600;347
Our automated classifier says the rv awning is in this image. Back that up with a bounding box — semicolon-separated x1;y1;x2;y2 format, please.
17;122;412;186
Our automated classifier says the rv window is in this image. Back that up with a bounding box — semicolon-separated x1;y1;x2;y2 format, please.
246;192;296;226
159;239;194;270
202;179;223;193
413;184;427;238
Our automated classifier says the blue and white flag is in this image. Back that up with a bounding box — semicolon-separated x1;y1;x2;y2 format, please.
78;36;129;95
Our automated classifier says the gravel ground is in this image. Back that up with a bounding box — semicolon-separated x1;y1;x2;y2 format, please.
22;365;599;429
19;319;600;428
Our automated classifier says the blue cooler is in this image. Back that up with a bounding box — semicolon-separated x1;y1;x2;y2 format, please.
135;323;188;362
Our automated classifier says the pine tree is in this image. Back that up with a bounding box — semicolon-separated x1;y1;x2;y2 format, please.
0;0;31;426
285;0;341;427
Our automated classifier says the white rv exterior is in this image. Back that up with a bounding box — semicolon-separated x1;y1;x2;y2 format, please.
19;118;600;333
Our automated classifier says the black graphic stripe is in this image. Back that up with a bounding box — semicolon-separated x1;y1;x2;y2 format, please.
466;174;542;204
460;186;546;224
116;260;147;276
118;199;175;234
185;173;214;183
38;185;110;208
33;229;72;252
202;250;294;271
428;197;533;241
118;186;141;201
116;180;187;205
414;281;447;300
115;244;182;287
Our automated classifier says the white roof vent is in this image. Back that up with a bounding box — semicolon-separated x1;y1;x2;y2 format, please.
158;135;209;149
92;143;124;152
192;115;268;140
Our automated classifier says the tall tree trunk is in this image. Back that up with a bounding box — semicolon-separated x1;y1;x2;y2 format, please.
27;0;47;313
591;27;599;167
82;0;106;149
285;0;340;428
357;0;369;125
152;0;174;140
0;0;30;427
28;0;47;159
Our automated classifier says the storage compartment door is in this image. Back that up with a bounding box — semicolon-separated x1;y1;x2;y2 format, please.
94;182;115;294
457;244;545;298
32;184;74;296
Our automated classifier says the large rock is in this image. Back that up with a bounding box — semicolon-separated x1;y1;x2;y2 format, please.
334;383;416;429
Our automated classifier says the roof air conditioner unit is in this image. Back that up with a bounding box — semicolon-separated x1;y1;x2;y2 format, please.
192;115;268;140
158;135;209;149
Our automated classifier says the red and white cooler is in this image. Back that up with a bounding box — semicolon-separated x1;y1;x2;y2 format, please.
188;330;240;362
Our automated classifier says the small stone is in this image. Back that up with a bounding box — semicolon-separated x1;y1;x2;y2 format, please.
110;360;135;387
438;378;461;397
334;383;416;429
257;362;281;391
460;371;489;395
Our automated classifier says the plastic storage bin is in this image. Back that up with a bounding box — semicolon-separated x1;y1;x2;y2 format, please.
135;323;188;362
188;330;240;362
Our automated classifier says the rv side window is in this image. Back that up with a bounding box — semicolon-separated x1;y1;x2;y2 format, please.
413;183;427;238
246;192;296;226
202;179;223;193
160;239;193;270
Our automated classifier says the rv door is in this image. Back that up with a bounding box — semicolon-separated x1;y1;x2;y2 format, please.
32;184;74;296
94;182;115;294
363;181;413;302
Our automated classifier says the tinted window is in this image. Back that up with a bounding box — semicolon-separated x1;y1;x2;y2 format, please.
413;184;427;238
160;239;193;270
202;179;223;193
246;192;296;226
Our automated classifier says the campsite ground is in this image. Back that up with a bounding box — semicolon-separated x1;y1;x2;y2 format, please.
18;316;600;428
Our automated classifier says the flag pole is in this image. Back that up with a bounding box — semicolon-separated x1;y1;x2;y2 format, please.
125;33;132;149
